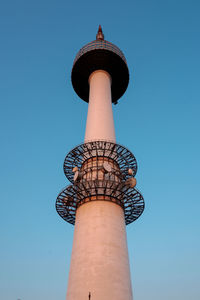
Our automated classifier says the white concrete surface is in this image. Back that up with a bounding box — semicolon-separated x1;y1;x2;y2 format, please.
66;201;133;300
84;70;116;142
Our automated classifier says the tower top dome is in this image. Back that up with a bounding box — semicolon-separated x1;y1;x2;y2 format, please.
71;26;129;103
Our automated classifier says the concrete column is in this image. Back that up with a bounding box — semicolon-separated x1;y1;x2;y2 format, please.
66;201;133;300
84;70;116;142
66;69;133;300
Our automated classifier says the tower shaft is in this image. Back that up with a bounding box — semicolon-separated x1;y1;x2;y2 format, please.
85;70;116;142
66;69;133;300
67;201;133;300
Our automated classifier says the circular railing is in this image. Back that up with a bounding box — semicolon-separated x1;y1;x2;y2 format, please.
63;141;137;183
56;180;144;225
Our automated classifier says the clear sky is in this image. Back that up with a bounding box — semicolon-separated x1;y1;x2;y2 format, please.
1;0;200;299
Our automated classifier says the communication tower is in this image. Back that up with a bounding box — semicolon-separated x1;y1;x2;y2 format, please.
56;26;144;300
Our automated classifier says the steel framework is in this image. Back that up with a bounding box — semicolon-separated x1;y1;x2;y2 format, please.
63;141;138;183
56;141;144;225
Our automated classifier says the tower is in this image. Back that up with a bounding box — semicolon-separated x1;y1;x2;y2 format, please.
56;26;144;300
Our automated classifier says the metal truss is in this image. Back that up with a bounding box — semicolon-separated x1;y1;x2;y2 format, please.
56;180;144;225
56;141;144;226
63;141;137;183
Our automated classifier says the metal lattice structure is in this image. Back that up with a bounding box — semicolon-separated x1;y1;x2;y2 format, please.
56;181;144;225
63;141;137;183
56;141;144;225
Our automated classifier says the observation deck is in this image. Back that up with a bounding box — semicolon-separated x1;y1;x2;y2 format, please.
71;26;129;103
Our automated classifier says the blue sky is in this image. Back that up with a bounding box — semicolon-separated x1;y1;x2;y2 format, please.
0;0;200;299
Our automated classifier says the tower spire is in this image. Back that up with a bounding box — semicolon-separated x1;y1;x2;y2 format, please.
96;25;104;40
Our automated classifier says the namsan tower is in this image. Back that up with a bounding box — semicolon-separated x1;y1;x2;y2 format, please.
56;26;145;300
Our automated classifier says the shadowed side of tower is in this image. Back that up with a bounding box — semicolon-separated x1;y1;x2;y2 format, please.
56;26;144;300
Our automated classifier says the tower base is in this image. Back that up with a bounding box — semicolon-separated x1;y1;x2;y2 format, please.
66;201;133;300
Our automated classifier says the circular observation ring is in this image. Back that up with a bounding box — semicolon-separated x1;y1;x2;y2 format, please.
71;40;129;103
63;141;137;183
56;180;144;225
